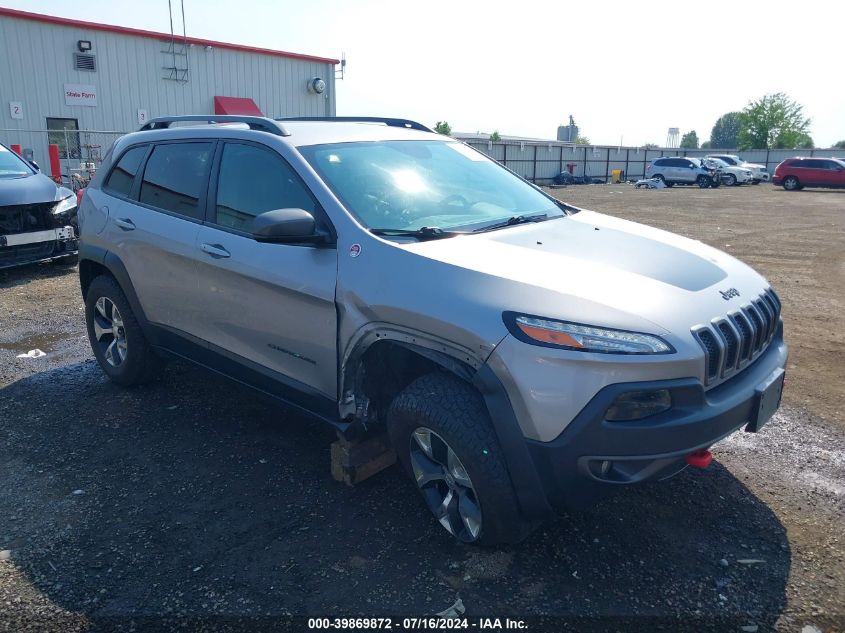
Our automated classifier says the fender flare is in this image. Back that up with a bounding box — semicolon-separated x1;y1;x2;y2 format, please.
338;323;484;415
79;243;151;331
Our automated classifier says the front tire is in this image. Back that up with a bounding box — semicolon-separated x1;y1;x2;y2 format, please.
697;175;712;188
783;176;801;191
85;275;163;385
724;174;737;186
387;372;532;545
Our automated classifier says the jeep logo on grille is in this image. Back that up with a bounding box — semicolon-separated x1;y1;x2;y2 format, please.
719;287;740;300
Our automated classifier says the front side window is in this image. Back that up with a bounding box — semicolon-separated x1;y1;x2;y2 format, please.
139;143;213;219
104;145;148;197
300;140;562;232
214;143;316;232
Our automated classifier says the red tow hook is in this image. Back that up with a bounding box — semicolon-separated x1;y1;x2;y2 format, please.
685;449;713;469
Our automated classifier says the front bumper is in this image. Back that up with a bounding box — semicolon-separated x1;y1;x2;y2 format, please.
526;332;787;509
0;225;78;269
478;330;787;516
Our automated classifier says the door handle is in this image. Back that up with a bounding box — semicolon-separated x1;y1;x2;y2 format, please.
200;243;231;259
113;217;135;231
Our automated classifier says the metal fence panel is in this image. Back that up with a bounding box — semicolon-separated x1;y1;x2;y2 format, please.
454;134;843;183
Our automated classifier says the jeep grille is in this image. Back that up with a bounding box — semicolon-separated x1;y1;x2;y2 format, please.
692;288;782;385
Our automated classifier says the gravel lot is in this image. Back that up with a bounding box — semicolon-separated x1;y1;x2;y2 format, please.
1;184;843;632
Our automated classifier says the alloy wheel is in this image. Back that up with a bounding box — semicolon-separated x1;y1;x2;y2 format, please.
409;427;482;542
93;296;128;367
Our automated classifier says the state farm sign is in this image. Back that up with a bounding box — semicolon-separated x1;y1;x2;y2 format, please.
64;84;98;107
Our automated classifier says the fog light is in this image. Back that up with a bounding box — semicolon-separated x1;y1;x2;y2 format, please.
605;389;671;421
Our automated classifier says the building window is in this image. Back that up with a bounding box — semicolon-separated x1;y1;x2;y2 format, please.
46;118;81;159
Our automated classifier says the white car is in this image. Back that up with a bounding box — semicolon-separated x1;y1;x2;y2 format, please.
706;154;769;183
702;157;754;186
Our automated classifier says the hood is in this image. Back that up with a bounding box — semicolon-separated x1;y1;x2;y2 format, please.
0;172;61;207
399;210;768;335
742;162;766;170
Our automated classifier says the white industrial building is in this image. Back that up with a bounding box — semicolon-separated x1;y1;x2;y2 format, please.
0;7;338;173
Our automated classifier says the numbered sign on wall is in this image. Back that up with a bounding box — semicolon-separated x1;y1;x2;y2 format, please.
137;109;148;126
9;102;23;120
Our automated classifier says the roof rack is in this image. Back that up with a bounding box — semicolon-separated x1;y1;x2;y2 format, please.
276;116;433;133
139;115;290;136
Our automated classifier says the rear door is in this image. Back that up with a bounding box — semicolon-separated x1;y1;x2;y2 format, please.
101;140;213;336
193;141;338;398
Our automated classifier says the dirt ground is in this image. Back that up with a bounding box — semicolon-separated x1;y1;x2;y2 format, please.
0;184;843;632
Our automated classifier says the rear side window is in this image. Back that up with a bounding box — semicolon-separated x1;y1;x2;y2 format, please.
214;142;317;232
104;145;148;196
796;159;821;169
139;143;214;219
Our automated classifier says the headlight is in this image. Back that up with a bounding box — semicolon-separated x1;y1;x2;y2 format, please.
505;313;674;354
53;195;77;215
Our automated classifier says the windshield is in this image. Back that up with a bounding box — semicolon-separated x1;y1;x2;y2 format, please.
299;140;563;232
705;157;728;168
0;145;34;178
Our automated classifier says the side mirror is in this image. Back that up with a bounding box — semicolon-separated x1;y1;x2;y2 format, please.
29;160;40;172
252;208;329;244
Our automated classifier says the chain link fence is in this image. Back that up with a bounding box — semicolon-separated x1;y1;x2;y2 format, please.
0;128;127;191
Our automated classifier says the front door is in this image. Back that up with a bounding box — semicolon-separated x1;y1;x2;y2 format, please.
192;141;338;398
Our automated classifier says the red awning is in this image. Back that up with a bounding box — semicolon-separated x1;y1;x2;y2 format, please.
213;96;263;116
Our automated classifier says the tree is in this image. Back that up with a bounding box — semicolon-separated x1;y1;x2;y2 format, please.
434;121;451;136
643;143;659;149
575;135;591;145
680;130;699;149
794;133;814;149
710;112;741;149
834;140;845;149
737;93;812;150
489;130;501;142
700;140;712;149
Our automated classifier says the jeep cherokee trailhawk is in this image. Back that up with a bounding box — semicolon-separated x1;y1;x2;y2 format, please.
78;116;787;544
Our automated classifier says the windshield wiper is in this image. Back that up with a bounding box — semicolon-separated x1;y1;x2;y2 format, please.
472;213;550;233
369;226;463;240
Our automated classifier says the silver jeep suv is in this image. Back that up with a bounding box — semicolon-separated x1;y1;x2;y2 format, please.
78;116;787;544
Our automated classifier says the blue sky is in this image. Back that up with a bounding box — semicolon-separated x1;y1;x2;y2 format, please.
5;0;843;146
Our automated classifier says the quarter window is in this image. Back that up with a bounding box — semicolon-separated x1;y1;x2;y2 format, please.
104;145;148;197
139;143;214;219
214;143;316;232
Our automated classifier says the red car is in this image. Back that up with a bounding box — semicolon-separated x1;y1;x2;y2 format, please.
772;157;845;191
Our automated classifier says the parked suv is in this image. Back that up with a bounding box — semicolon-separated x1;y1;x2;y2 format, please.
78;116;787;544
0;142;79;269
645;157;715;187
706;154;769;184
701;157;754;186
773;157;845;190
